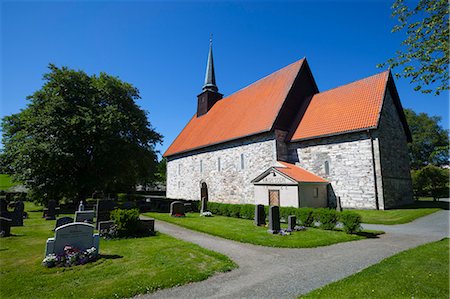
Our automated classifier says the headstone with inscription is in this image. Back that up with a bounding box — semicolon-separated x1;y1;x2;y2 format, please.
170;201;185;217
45;200;57;220
75;210;95;223
11;200;24;227
268;206;281;234
45;222;99;256
254;204;266;226
54;217;74;230
287;215;296;232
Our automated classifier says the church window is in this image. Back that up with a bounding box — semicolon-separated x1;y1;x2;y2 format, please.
218;158;221;171
325;161;330;175
178;181;181;188
240;153;245;170
313;187;319;198
200;160;203;173
178;164;181;175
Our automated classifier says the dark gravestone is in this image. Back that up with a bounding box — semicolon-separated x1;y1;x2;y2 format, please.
268;206;281;234
95;199;117;229
98;220;115;232
170;201;185;217
75;210;95;224
46;200;57;220
0;217;12;237
55;217;74;230
138;218;155;236
254;204;266;226
200;197;208;214
287;215;297;232
11;200;24;227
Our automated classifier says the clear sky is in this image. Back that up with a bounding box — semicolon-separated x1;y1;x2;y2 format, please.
1;1;448;157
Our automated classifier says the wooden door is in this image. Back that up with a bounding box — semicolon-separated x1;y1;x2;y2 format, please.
268;190;280;206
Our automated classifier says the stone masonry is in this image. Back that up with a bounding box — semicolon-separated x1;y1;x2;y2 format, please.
166;133;277;204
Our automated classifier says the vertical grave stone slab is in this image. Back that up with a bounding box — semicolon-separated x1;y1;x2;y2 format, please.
46;200;57;220
11;200;24;227
254;204;266;226
0;217;12;237
45;222;99;257
200;197;208;214
170;201;185;217
55;217;74;230
95;199;116;229
287;215;296;232
268;206;280;234
75;210;95;224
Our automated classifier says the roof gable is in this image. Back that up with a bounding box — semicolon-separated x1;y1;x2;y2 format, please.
164;59;305;157
252;161;328;184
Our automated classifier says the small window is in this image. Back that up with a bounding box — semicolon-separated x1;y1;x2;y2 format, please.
178;164;181;175
178;181;181;188
313;187;319;198
218;157;221;172
324;161;330;175
240;153;245;170
200;160;203;173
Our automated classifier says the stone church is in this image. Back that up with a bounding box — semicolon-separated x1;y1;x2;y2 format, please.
164;43;414;210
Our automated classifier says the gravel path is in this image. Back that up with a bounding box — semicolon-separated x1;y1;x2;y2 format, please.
136;210;449;299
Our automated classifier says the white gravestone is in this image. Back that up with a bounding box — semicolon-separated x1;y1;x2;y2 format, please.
45;222;99;256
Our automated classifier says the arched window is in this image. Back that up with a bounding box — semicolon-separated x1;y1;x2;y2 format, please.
325;161;330;175
240;153;245;170
200;160;203;173
218;157;221;171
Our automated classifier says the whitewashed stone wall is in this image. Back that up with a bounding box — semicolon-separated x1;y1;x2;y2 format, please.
166;133;277;204
374;91;413;208
289;132;378;209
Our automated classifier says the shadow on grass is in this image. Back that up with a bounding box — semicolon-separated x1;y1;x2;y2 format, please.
98;254;123;260
355;230;384;239
398;200;449;210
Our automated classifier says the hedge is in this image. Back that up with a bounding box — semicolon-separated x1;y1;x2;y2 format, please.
200;202;361;233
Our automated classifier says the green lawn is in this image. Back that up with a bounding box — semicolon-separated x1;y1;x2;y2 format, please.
301;238;449;298
0;174;19;191
0;204;236;299
354;200;448;225
144;212;380;248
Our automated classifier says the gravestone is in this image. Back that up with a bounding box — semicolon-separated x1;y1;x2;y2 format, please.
336;196;342;212
170;201;185;217
46;200;57;220
75;210;95;223
98;220;115;232
45;222;99;256
0;217;12;237
200;197;208;214
268;206;280;234
55;217;74;230
95;199;117;229
287;215;297;232
138;218;155;236
78;201;85;211
11;200;24;227
254;204;266;226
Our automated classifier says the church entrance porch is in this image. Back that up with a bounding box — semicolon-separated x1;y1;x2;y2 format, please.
268;190;280;206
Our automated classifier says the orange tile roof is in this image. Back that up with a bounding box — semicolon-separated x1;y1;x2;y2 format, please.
276;161;328;183
290;71;389;141
164;59;305;157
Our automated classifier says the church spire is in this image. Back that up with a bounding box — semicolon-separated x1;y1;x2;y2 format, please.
203;35;218;92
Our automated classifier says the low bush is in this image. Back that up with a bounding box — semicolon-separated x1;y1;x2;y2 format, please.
297;208;315;227
340;211;362;234
313;208;339;230
110;208;140;237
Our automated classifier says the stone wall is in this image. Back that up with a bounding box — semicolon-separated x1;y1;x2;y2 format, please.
166;133;277;204
374;90;413;208
289;132;378;209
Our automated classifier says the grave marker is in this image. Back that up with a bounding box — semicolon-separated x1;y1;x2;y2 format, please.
170;201;185;217
268;206;280;234
45;222;99;256
45;200;57;220
75;210;95;223
95;199;116;229
55;217;74;230
287;215;296;232
11;200;24;227
254;204;266;226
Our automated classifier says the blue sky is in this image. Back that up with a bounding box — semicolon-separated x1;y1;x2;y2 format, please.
1;1;448;157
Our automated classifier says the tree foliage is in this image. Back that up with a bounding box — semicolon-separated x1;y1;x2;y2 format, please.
155;157;167;184
379;0;449;95
404;108;449;169
411;165;449;200
1;64;162;204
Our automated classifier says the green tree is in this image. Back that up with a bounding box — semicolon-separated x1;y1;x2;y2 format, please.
1;64;162;204
379;0;449;95
411;165;449;200
404;108;449;169
155;157;167;184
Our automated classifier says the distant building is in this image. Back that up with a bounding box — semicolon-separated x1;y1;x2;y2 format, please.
163;42;413;210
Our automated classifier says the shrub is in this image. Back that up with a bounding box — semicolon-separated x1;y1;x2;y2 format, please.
240;204;255;220
279;207;297;222
298;208;315;227
340;211;362;234
314;208;338;230
110;208;140;237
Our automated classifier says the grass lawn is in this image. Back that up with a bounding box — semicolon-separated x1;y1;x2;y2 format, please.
0;204;236;299
354;200;448;225
301;238;449;298
144;212;381;248
0;174;20;190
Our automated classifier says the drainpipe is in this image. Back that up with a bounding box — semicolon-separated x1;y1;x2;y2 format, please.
368;130;380;210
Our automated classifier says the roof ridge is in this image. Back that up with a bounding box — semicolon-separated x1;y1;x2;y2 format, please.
316;69;389;96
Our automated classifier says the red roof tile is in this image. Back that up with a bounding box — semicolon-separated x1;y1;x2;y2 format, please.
276;161;328;183
290;71;389;141
164;59;305;157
